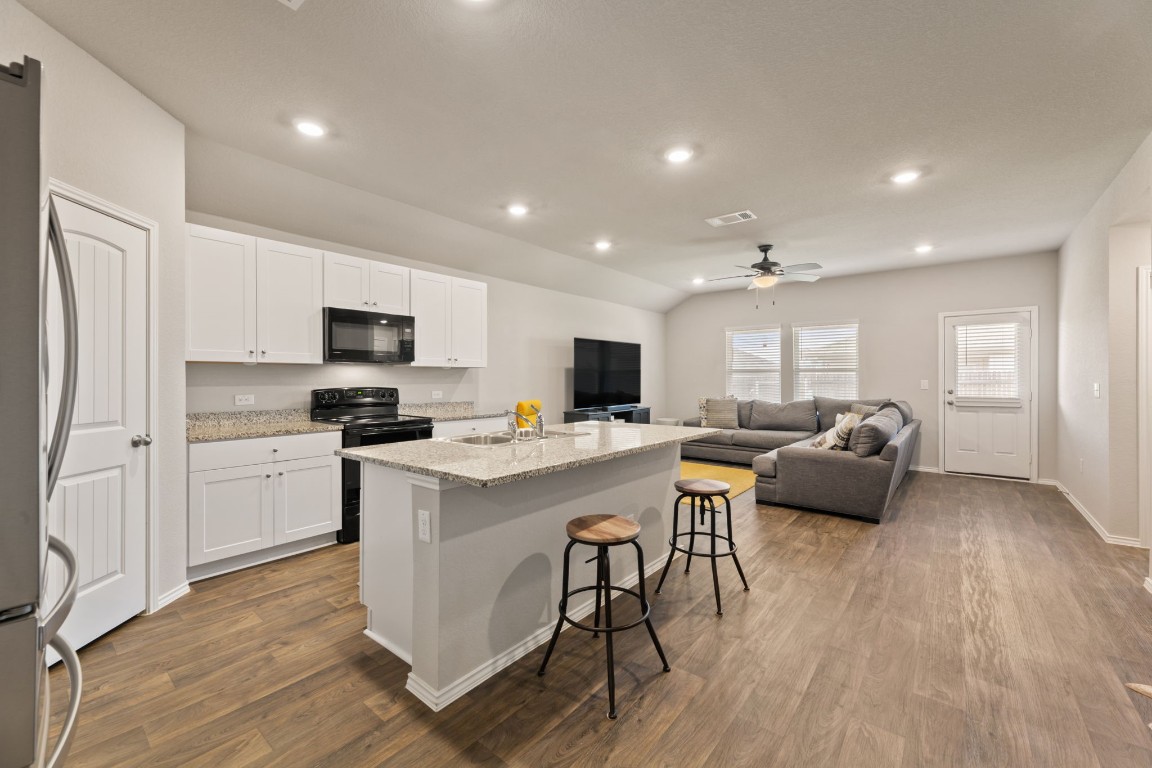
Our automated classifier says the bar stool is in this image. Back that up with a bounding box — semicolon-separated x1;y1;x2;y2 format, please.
656;478;749;615
537;514;671;719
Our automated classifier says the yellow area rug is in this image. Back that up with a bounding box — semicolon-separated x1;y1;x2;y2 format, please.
679;461;757;503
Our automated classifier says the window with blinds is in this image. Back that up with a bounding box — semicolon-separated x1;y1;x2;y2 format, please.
955;322;1020;398
793;322;859;399
725;326;781;401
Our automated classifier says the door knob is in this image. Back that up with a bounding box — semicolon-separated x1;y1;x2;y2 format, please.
947;389;954;394
130;434;152;447
946;400;955;405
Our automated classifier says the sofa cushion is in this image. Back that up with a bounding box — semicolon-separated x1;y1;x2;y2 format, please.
737;400;754;428
704;398;739;429
752;450;778;478
885;400;914;424
815;396;889;430
849;408;903;457
731;429;815;451
691;429;735;446
749;399;818;432
850;402;881;417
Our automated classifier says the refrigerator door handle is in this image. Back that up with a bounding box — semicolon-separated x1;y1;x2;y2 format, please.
40;535;78;646
45;195;79;500
39;634;82;768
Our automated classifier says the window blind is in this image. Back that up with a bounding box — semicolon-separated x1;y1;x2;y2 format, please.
955;322;1020;398
793;322;859;399
725;326;781;401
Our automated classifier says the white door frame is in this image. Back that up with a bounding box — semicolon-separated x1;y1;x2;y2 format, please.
1138;266;1152;547
48;179;162;613
937;306;1039;482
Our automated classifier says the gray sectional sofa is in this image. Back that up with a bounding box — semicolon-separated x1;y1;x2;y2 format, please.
681;396;920;522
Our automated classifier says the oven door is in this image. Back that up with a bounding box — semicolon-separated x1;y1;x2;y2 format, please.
324;307;415;364
338;424;433;544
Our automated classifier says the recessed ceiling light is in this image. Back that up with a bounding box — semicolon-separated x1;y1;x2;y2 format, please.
295;121;326;137
595;240;612;252
915;244;934;254
507;203;529;217
665;147;694;164
692;277;704;285
890;169;922;185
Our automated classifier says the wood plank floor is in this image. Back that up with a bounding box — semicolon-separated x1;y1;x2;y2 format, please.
49;471;1152;767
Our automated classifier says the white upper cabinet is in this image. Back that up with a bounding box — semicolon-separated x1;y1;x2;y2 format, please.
323;252;410;315
186;225;258;363
187;226;323;364
257;239;324;364
410;269;487;368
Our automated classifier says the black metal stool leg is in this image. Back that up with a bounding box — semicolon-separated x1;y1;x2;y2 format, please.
724;494;749;591
707;495;723;615
632;540;670;672
655;493;685;594
538;539;576;676
685;495;697;574
601;546;617;719
592;547;604;639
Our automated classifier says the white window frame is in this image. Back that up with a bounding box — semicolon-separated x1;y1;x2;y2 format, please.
792;321;860;400
724;324;782;402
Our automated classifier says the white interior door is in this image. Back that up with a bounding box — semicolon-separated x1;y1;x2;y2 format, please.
45;195;148;651
943;310;1034;479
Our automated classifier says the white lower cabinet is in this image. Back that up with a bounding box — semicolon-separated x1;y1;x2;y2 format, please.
188;433;341;566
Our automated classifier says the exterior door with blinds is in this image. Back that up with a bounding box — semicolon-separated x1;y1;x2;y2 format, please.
942;310;1034;479
726;326;781;401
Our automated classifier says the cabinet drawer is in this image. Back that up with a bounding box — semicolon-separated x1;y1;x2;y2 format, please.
189;431;342;472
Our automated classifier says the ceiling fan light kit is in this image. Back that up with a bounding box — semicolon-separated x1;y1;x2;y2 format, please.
706;243;821;305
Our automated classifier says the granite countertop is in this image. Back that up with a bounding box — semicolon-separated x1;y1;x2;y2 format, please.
187;409;342;443
336;422;719;487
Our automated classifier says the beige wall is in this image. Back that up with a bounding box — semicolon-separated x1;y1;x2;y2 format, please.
184;213;666;423
2;0;188;599
1058;131;1152;543
665;252;1060;475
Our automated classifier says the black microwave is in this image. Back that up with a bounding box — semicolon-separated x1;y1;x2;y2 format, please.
323;307;415;364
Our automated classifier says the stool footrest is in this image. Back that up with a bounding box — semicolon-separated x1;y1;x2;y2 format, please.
666;531;739;559
558;584;652;634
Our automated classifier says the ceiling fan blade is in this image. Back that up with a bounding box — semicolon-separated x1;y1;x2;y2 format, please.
707;273;756;282
776;273;820;283
780;262;822;273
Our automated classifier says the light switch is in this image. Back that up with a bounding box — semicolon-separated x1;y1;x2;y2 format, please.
431;391;443;400
920;380;929;390
1093;382;1100;398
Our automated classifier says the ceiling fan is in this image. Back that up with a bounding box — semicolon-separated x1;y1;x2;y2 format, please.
707;244;822;289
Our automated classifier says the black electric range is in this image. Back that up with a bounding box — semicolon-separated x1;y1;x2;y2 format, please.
311;387;434;543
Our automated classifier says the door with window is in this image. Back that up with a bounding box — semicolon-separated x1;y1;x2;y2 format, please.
942;309;1034;479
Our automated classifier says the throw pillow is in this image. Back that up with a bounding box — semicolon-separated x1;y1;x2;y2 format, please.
697;395;735;427
748;399;819;432
849;408;903;457
813;411;861;450
811;424;840;450
704;398;739;429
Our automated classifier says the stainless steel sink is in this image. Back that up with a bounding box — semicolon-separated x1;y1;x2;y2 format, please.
445;433;516;446
440;429;579;447
493;429;579;440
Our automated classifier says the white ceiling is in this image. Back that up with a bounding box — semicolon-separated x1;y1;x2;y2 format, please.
18;0;1152;306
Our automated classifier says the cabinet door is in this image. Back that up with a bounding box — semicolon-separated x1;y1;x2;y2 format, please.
450;278;487;368
188;465;274;566
274;456;341;544
323;252;370;311
186;225;257;363
410;269;451;366
257;238;324;364
369;261;410;315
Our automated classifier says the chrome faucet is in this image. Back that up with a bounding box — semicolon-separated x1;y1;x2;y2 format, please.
529;404;544;439
504;407;545;440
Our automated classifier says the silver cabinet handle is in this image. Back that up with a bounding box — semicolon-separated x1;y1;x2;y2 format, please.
261;349;267;355
947;389;954;394
130;434;153;447
363;301;369;306
372;301;378;306
278;471;284;476
249;349;255;356
42;634;82;768
41;536;78;645
265;473;272;479
272;448;278;453
947;399;955;405
46;197;79;500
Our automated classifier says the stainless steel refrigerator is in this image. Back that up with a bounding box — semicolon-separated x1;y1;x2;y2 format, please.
0;56;83;768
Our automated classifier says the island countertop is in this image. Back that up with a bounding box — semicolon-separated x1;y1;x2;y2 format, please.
336;422;718;487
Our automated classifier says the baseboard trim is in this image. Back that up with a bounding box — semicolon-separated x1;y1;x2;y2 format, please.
910;465;940;473
364;628;412;665
153;581;190;612
1053;481;1144;548
187;534;337;583
403;551;672;712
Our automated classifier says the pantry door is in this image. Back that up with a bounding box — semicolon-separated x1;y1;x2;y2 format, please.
45;192;151;652
941;308;1037;480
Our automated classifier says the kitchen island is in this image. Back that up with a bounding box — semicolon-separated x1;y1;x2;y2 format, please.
337;421;717;711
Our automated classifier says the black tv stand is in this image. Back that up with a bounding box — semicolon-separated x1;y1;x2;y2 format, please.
563;405;651;424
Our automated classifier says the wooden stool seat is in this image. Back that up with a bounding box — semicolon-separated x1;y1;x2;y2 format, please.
566;514;640;545
675;478;731;495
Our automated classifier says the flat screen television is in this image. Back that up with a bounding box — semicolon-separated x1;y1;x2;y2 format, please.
573;338;641;409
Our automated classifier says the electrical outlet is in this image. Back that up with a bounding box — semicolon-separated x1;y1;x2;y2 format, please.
234;394;255;406
1093;382;1100;398
417;510;431;543
431;391;443;400
920;379;929;390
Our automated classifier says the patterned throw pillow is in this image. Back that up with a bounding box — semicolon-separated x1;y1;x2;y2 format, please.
704;398;739;429
698;395;736;427
813;411;862;450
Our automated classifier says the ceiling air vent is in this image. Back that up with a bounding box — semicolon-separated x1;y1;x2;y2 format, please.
277;0;308;9
705;210;757;228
